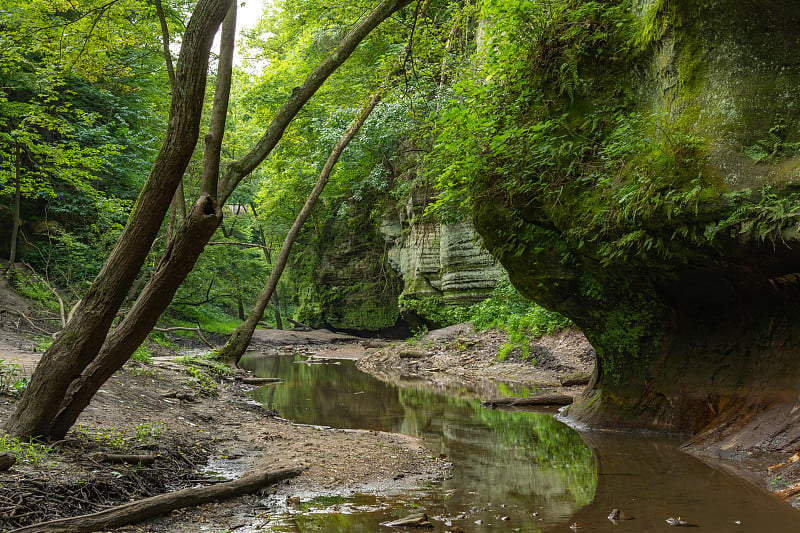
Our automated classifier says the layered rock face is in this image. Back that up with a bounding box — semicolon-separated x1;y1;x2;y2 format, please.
292;184;501;334
293;186;502;334
467;0;800;448
380;192;502;306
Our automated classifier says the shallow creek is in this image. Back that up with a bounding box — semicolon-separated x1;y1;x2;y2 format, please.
240;354;798;532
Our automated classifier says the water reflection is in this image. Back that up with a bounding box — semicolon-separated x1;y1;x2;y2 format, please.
241;354;596;530
241;354;800;532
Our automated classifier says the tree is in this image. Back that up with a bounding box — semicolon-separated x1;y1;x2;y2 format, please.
218;92;383;365
5;0;414;440
4;0;234;438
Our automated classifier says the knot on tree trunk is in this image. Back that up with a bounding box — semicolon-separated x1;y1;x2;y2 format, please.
196;193;220;219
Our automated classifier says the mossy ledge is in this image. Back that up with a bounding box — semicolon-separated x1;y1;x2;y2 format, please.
463;0;800;451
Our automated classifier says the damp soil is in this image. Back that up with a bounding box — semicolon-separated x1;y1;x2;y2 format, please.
0;328;446;532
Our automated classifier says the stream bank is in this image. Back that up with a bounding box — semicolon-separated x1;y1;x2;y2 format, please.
0;325;446;532
2;311;800;530
356;324;800;515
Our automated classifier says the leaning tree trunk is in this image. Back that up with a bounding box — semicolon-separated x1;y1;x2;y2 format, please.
47;195;223;439
9;145;21;267
24;0;412;440
3;0;232;439
218;92;383;365
250;202;283;329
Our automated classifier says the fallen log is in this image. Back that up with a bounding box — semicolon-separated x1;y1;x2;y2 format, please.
399;349;427;359
286;318;311;331
93;453;156;465
0;452;16;471
481;393;573;408
9;466;303;533
152;326;214;349
383;512;434;529
240;377;282;385
560;374;592;387
776;481;800;500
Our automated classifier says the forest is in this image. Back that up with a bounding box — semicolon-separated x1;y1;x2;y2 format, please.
3;0;800;530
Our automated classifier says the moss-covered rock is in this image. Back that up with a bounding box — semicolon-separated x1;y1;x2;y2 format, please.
290;190;403;333
441;0;800;437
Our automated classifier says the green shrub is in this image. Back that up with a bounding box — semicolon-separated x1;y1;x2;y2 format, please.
0;359;28;396
471;279;572;361
131;346;153;364
399;295;472;328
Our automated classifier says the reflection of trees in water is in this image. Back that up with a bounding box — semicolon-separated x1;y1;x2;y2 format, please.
396;386;597;508
244;355;596;516
245;356;405;429
468;407;597;507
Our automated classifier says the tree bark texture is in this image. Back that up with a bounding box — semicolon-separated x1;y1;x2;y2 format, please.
3;0;232;439
8;466;302;533
48;195;222;439
200;2;236;198
218;92;383;365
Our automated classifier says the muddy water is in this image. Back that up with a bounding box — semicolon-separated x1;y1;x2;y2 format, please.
241;354;799;532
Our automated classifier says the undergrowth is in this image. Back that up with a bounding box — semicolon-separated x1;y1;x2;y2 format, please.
0;358;29;396
402;278;572;362
471;279;572;361
0;434;54;464
175;352;233;397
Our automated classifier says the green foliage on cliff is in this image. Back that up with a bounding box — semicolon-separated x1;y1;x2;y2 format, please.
426;0;800;388
398;294;473;327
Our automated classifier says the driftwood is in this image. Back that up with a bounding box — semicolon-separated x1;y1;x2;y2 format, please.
8;466;303;533
93;453;156;465
481;393;573;408
240;377;282;385
152;326;214;348
0;452;16;471
776;481;800;499
286;318;311;330
560;374;592;387
384;513;434;529
399;349;427;359
362;339;388;349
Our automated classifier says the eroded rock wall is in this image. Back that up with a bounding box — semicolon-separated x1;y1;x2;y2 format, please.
461;0;800;442
292;187;501;334
380;193;502;306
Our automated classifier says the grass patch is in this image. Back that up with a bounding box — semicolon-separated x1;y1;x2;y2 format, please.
0;434;55;465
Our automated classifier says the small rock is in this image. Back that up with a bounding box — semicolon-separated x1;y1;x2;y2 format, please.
666;516;689;526
0;453;16;471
